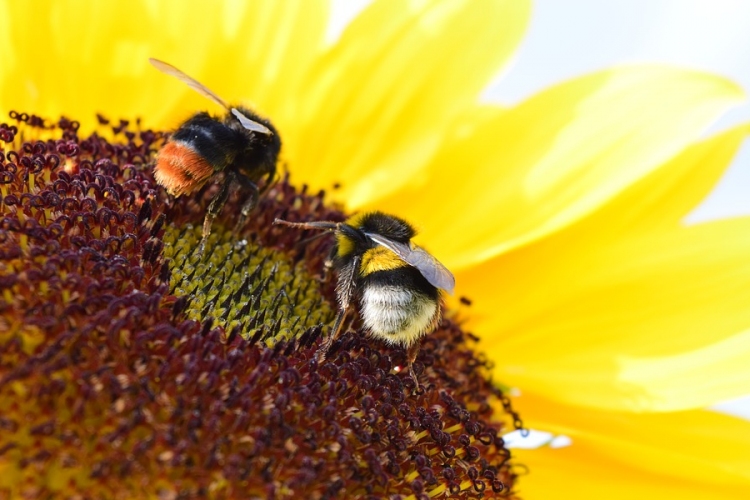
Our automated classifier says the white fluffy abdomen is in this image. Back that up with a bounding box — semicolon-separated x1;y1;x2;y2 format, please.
360;285;438;347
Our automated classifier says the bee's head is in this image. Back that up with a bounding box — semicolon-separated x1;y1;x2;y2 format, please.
336;212;416;258
228;106;282;162
273;212;417;260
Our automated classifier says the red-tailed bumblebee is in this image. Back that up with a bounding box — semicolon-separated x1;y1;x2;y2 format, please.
149;58;281;255
274;212;455;387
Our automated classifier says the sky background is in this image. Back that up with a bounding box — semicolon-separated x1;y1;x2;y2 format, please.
331;0;750;420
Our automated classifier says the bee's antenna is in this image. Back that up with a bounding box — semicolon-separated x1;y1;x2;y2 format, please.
273;219;340;231
296;231;333;247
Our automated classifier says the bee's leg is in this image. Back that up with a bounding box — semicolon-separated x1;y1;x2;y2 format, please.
232;175;260;236
197;173;234;257
320;244;337;281
406;341;422;390
324;244;337;269
316;255;359;363
316;307;349;363
259;165;276;195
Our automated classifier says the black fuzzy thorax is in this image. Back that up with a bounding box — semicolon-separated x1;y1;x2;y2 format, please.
354;212;416;243
172;112;246;171
332;212;418;271
172;107;281;181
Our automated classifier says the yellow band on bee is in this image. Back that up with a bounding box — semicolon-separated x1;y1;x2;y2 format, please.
336;232;355;257
360;246;408;276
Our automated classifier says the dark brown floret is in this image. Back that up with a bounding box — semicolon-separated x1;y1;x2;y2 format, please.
0;112;523;498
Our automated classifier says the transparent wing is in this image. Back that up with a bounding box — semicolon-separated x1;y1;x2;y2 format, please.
230;108;273;136
149;58;229;109
366;233;455;294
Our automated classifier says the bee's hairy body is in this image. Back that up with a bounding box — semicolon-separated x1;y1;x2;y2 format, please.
356;254;440;347
149;58;283;257
274;211;454;388
334;213;441;347
155;107;280;197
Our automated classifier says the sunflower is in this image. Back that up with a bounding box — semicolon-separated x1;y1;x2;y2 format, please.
2;0;750;498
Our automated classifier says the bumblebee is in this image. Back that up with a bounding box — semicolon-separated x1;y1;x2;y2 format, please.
149;58;281;255
274;212;455;386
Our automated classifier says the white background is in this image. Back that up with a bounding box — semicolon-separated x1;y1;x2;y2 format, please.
330;0;750;419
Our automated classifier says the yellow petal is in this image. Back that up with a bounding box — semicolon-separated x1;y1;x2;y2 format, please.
470;216;750;411
458;124;749;328
371;66;744;269
0;0;330;130
159;0;332;135
454;125;750;411
617;327;750;412
518;449;749;500
577;123;750;233
511;393;750;499
284;0;530;204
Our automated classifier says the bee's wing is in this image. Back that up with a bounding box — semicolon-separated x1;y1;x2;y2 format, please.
367;233;455;294
230;108;273;136
149;58;229;110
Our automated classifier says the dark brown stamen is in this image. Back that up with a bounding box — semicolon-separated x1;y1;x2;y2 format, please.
0;112;523;498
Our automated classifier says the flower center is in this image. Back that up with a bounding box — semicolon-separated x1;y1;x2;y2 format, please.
0;112;523;498
164;224;334;345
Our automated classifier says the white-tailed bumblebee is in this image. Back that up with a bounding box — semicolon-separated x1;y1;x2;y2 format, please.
274;212;455;387
149;58;281;255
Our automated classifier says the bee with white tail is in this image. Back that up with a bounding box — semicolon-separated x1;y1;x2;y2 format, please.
275;211;455;387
